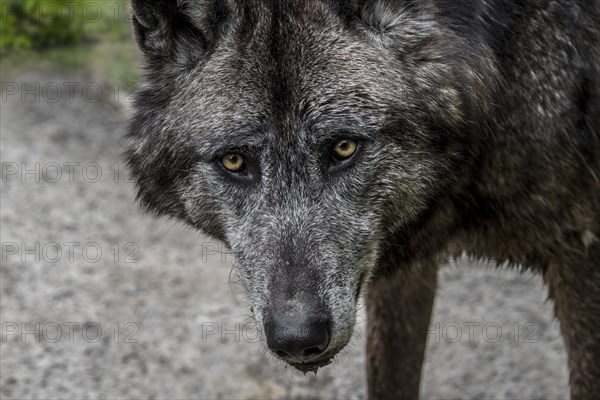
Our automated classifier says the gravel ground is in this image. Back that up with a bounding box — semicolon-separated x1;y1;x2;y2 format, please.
0;72;569;399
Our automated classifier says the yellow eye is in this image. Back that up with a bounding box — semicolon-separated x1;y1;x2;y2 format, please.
333;139;358;161
221;153;245;172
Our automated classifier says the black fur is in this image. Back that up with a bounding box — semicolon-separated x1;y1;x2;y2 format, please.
127;1;600;397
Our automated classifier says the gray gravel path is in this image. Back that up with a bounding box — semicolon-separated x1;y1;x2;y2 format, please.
0;72;569;399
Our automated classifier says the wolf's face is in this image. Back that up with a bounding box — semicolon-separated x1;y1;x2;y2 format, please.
128;0;489;371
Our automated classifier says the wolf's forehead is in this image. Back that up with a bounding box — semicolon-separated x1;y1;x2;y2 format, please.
174;0;390;148
228;1;354;101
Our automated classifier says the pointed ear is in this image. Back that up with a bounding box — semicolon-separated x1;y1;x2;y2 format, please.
131;0;231;67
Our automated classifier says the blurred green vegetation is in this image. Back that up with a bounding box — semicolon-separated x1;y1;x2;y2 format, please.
1;0;138;84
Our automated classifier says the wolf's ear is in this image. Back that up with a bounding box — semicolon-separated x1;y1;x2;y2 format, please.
131;0;231;66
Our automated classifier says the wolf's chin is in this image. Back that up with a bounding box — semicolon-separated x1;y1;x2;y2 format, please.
290;358;333;374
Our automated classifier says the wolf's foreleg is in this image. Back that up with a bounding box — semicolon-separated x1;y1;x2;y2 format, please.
545;247;600;399
366;260;438;399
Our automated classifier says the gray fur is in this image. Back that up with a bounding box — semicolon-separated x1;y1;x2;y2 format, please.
127;0;600;397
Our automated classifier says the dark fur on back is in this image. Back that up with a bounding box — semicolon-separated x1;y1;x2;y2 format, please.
127;1;600;397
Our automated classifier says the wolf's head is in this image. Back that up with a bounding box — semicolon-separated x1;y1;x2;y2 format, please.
127;0;492;371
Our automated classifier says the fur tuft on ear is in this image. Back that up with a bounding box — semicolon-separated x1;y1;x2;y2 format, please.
131;0;231;68
358;0;437;33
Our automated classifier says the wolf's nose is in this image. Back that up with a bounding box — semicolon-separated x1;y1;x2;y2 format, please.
264;314;330;361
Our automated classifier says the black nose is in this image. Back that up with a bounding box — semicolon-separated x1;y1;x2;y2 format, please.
264;314;330;361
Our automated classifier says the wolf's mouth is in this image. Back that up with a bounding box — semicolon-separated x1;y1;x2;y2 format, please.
290;358;333;374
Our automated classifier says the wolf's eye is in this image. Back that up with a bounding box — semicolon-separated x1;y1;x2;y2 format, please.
332;139;358;162
221;153;245;172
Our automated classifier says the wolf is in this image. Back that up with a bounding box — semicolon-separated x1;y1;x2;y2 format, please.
126;0;600;398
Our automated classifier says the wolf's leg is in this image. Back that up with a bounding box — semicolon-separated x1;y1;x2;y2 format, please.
366;260;438;400
545;250;600;399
